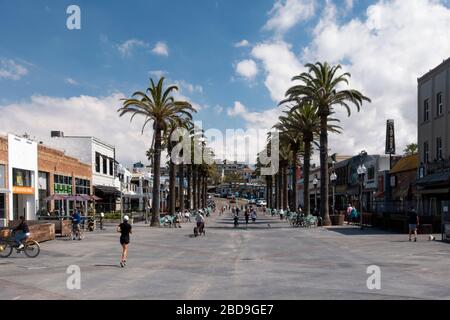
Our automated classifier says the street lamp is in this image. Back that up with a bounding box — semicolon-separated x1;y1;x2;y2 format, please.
330;172;337;213
313;176;319;214
357;164;367;229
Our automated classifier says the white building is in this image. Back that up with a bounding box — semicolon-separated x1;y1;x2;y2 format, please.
8;134;39;221
43;131;120;212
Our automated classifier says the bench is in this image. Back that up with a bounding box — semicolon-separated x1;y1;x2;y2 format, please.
1;223;55;243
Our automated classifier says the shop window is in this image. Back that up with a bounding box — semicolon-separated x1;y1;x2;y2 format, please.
0;165;5;189
368;167;375;180
13;168;32;187
423;99;429;121
437;92;443;116
0;193;5;219
436;137;443;159
109;158;114;176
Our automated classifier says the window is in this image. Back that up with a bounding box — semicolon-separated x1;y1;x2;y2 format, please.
75;178;91;195
109;158;114;176
437;92;443;116
424;99;430;121
13;168;32;187
103;156;107;175
368;167;375;180
54;174;73;195
436;137;443;160
424;142;429;163
95;152;101;173
0;165;5;189
0;193;5;219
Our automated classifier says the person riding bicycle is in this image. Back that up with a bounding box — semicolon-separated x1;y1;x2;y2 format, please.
12;216;30;249
71;209;82;240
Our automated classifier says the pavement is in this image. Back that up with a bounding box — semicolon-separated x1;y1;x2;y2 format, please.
1;198;450;300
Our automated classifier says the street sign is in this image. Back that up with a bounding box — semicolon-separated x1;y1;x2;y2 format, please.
385;119;395;155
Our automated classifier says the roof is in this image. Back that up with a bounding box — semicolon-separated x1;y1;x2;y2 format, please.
390;154;419;174
417;171;450;186
418;57;450;83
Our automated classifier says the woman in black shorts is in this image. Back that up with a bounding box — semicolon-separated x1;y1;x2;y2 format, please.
116;215;132;268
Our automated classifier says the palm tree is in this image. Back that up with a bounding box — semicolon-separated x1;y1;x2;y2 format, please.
278;103;341;215
118;77;195;226
281;62;371;225
404;143;418;156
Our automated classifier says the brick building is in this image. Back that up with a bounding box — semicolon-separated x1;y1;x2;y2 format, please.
0;134;92;225
37;144;92;215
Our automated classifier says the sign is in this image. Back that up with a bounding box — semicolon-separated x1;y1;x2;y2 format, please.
13;186;35;195
385;120;395;155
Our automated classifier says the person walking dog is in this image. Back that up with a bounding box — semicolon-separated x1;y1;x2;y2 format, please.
117;215;132;268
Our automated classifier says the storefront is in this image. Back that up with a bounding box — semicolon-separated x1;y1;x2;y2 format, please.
8;134;39;221
0;164;8;226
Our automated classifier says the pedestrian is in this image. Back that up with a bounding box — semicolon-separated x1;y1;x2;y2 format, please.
244;210;249;226
346;203;353;224
279;208;284;220
116;215;132;268
251;209;257;223
408;207;419;242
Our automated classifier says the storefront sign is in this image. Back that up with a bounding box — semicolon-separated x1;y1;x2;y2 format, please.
385;119;395;155
13;186;35;195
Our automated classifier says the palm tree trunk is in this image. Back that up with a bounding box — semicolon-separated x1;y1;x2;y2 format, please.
291;152;298;211
320;114;331;226
187;166;192;210
203;176;207;207
193;167;197;210
169;149;176;215
283;165;288;210
303;140;311;216
179;164;185;214
151;127;162;226
196;169;201;209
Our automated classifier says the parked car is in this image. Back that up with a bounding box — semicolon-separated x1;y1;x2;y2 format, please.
256;200;267;207
249;199;256;205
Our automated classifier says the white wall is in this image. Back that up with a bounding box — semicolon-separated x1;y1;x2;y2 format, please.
8;134;38;220
92;138;116;187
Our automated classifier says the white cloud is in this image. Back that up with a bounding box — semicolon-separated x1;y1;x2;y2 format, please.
175;80;203;94
117;39;150;57
65;78;78;86
302;0;450;158
235;59;259;80
251;41;304;101
239;0;450;162
214;105;224;114
0;93;153;166
234;39;250;47
264;0;316;35
227;101;248;117
149;70;167;79
0;59;28;80
152;41;169;56
345;0;356;11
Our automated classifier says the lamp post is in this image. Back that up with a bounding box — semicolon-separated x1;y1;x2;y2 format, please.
330;172;337;213
313;176;318;215
357;164;367;229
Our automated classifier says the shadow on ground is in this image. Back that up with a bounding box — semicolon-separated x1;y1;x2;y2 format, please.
326;226;403;236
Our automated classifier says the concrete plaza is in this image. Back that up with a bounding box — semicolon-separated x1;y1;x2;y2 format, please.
1;200;449;300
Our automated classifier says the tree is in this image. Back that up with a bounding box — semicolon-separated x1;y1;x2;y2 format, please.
281;62;370;225
278;103;341;215
404;143;418;156
118;77;195;226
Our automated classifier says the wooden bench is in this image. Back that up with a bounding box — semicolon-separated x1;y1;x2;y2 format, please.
1;223;55;242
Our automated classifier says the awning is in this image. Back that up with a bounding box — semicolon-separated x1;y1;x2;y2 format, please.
417;171;450;187
94;185;121;197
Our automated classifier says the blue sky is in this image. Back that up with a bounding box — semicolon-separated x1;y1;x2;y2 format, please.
1;0;449;165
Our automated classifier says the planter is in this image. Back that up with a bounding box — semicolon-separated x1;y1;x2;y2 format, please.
330;214;345;226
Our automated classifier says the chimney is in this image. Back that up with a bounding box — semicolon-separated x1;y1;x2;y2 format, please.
51;131;64;138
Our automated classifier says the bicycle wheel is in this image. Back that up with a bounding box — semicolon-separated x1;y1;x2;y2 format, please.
78;230;85;240
24;240;40;258
0;241;12;258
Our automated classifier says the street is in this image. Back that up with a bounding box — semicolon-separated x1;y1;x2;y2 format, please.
1;198;449;300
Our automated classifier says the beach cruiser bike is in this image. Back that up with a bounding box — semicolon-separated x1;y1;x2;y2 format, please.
0;231;41;258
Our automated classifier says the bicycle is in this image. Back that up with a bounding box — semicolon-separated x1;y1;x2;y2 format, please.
0;232;40;258
71;224;85;241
